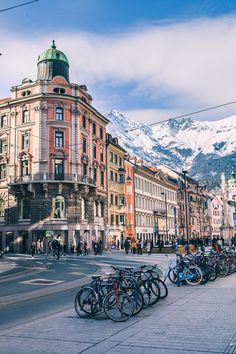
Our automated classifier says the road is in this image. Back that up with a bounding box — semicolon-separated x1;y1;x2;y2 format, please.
0;251;172;331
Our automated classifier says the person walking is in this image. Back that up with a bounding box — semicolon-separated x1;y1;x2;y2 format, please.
98;239;103;255
31;241;36;258
124;238;130;255
131;238;137;255
137;239;143;255
146;240;151;255
83;241;88;256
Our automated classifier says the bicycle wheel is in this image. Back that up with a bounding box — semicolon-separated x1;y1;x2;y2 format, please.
74;289;93;318
218;262;229;277
185;266;202;286
139;284;150;309
157;279;168;299
208;266;217;281
144;280;161;305
103;290;134;322
125;287;144;315
168;268;178;284
77;287;99;315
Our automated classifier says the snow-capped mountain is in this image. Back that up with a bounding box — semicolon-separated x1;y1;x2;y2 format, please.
105;110;236;183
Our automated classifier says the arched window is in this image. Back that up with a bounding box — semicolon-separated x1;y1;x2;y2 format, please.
23;110;29;123
21;198;30;219
56;107;64;121
0;198;5;216
52;196;65;218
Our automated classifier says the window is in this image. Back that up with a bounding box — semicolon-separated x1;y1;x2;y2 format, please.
0;163;6;179
93;168;97;182
101;170;104;186
120;197;126;205
119;174;125;183
100;202;104;217
21;160;29;176
110;152;113;162
111;214;114;225
54;158;64;180
0;198;5;216
100;147;104;162
116;215;119;225
115;173;118;182
82;137;87;153
110;194;114;205
100;127;103;139
81;198;87;220
82;115;86;128
92;122;96;135
21;133;29;150
23;110;29;123
55;131;64;147
114;154;118;164
119;157;122;166
115;195;118;205
0;139;7;154
120;215;125;225
21;198;30;219
93;144;97;159
83;163;87;176
56;107;64;121
94;201;99;217
1;115;7;128
110;171;114;181
53;196;65;218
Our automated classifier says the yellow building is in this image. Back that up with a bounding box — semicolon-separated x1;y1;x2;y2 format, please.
106;134;127;248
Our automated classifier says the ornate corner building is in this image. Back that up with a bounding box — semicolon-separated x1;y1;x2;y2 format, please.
0;41;109;253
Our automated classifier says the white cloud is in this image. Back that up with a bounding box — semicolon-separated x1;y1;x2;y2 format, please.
1;16;236;122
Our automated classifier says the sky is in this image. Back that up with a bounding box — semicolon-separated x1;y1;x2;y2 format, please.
1;0;236;124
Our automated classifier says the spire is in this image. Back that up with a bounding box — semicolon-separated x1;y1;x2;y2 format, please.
51;40;56;49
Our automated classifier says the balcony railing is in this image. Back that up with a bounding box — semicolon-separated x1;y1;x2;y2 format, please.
153;209;166;216
9;173;96;186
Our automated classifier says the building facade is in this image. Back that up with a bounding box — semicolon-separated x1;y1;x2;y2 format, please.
0;41;109;253
124;158;136;239
106;134;126;248
133;161;178;244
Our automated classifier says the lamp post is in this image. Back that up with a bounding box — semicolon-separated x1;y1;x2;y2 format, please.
161;192;168;242
182;170;189;253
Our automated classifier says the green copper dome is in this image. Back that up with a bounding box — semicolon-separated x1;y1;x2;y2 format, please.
37;40;69;66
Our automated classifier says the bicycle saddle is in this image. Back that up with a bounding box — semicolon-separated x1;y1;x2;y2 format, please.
91;275;102;279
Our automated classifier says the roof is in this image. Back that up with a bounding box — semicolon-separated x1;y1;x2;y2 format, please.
0;97;10;103
37;40;69;66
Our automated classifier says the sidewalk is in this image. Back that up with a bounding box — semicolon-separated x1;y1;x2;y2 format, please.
0;273;236;354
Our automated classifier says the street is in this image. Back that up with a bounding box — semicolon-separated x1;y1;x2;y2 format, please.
0;251;236;353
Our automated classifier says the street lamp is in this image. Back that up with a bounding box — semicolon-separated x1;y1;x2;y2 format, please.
182;170;189;253
161;192;168;242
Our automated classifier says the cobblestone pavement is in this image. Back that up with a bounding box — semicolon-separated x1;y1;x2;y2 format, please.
0;271;236;354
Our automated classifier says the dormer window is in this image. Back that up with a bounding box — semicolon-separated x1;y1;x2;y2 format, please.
22;110;29;123
56;107;64;121
53;88;65;94
21;90;31;97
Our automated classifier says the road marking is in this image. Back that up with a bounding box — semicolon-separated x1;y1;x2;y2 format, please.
19;278;64;286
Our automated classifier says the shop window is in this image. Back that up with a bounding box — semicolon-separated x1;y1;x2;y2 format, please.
52;195;65;218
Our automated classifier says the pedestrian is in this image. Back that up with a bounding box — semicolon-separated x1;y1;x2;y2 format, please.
137;239;143;255
92;241;97;255
221;236;225;248
117;239;120;250
124;238;130;255
146;240;151;255
36;239;41;254
83;241;88;256
70;240;74;254
31;241;36;258
98;239;103;255
131;238;137;255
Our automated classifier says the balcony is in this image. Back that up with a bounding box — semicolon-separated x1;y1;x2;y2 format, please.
153;209;166;216
8;173;96;186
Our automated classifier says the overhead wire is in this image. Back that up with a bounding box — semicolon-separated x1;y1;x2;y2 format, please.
0;0;39;13
123;99;236;133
